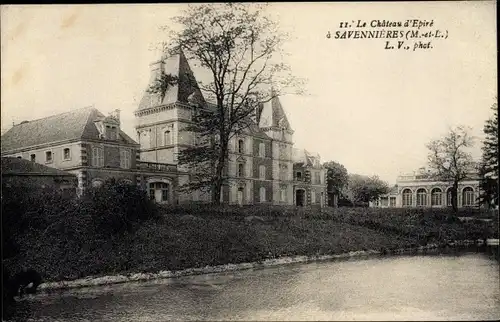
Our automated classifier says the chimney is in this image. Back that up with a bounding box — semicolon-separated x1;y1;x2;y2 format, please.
114;109;120;123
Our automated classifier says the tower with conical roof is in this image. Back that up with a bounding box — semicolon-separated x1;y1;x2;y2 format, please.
258;92;295;204
134;50;207;202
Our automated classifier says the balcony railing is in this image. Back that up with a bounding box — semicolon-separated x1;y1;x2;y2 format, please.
137;161;177;172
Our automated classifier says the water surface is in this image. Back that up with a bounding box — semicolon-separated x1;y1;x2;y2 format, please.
6;252;500;321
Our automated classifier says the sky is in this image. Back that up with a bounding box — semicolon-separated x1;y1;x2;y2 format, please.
1;2;497;185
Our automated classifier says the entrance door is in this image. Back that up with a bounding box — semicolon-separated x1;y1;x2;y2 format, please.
296;189;305;206
237;188;244;206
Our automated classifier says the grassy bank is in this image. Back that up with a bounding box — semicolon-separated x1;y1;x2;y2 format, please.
3;187;498;283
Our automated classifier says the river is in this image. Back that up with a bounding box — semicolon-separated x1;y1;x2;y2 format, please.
4;251;500;321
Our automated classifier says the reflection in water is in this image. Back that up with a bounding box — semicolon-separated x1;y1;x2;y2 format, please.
5;252;500;321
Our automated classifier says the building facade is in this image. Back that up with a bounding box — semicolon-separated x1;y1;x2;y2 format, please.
0;107;180;202
134;51;326;206
1;51;326;206
370;168;481;208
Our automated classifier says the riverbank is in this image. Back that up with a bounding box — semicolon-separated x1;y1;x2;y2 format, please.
3;204;497;293
31;240;499;292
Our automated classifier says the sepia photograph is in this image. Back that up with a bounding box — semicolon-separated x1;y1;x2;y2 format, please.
1;2;498;321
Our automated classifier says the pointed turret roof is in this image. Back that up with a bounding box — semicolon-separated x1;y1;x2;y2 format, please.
258;93;292;130
137;50;205;111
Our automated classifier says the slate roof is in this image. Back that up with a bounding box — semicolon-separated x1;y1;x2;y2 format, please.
1;107;138;153
258;94;292;130
138;50;205;111
292;148;321;166
1;157;77;177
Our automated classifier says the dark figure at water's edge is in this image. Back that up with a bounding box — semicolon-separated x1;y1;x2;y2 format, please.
3;266;42;301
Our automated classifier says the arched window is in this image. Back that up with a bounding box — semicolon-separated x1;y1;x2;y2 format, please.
238;139;244;153
446;188;453;207
259;187;266;203
416;188;427;207
402;189;412;207
462;187;475;207
431;188;442;206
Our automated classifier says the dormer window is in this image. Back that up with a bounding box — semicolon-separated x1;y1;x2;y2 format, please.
95;113;120;141
106;125;118;140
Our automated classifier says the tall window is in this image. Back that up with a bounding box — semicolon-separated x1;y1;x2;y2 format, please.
259;165;266;180
280;187;287;202
238;139;245;154
238;163;244;177
30;154;36;162
390;197;396;207
296;171;302;180
431;188;442;206
141;131;151;149
92;146;104;167
45;151;52;163
260;187;266;203
314;172;321;184
380;197;389;207
416;188;427;207
120;149;131;169
311;189;316;203
462;187;474;207
402;189;412;207
160;183;169;201
259;143;265;157
164;130;172;145
63;148;71;160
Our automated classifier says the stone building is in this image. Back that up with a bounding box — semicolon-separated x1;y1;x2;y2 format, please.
292;149;327;206
370;167;481;208
134;51;326;206
1;51;327;206
0;107;179;202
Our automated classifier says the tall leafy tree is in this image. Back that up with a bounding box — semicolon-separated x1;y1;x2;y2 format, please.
426;125;475;212
346;174;390;204
479;100;498;208
323;161;349;193
323;161;348;206
149;3;303;203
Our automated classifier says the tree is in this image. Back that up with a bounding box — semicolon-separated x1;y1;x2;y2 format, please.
149;3;303;204
323;161;348;207
346;174;390;205
323;161;349;193
479;100;498;208
426;125;475;213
